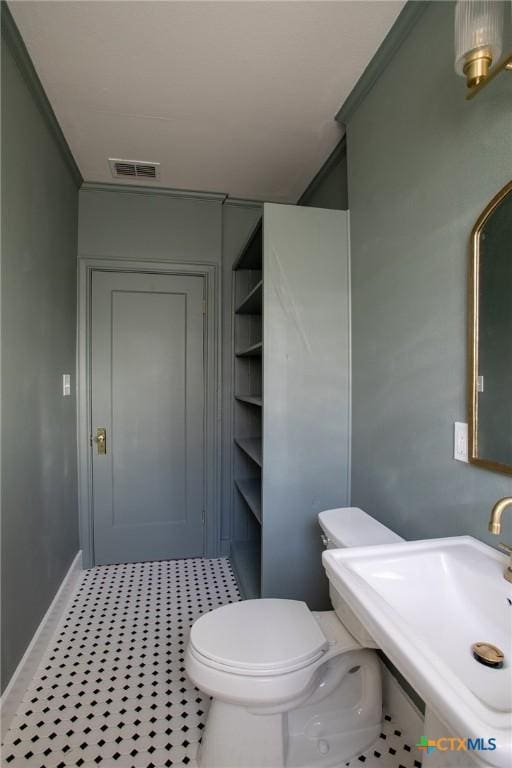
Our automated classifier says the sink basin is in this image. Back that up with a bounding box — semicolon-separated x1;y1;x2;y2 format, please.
323;536;512;768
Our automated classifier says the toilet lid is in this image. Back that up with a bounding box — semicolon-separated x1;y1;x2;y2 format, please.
189;599;328;676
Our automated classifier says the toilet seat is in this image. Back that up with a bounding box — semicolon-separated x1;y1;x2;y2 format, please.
189;599;329;677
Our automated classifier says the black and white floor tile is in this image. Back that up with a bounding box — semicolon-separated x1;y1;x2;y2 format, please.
2;558;240;768
2;558;420;768
345;716;421;768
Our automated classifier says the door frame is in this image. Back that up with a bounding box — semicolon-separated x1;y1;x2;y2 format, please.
77;258;221;568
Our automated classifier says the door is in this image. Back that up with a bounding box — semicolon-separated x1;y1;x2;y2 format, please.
91;270;205;565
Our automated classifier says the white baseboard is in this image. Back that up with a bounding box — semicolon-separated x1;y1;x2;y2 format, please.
1;550;83;737
381;660;424;746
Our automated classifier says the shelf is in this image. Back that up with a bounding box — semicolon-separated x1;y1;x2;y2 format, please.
235;478;262;523
236;341;262;358
233;220;262;271
235;280;262;315
234;437;262;467
231;540;261;599
235;394;262;407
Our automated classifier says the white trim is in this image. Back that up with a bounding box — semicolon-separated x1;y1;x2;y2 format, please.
1;551;83;736
380;661;424;746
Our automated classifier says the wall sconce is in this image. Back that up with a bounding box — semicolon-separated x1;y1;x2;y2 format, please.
455;0;512;99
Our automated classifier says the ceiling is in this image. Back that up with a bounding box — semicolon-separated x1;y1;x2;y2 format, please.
9;0;405;202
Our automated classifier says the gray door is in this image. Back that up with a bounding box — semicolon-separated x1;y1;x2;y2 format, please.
91;270;205;565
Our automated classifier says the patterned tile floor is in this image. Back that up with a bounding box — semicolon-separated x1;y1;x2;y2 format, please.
2;558;420;768
345;717;421;768
2;559;240;768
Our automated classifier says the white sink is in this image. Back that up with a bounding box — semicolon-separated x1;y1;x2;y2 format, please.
323;536;512;768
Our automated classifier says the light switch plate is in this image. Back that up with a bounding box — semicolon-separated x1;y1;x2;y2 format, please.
454;421;468;463
62;374;71;397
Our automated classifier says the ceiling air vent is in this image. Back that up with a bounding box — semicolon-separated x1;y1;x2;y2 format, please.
108;158;161;181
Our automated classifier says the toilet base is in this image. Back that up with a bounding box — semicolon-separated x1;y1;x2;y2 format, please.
198;700;285;768
286;650;382;767
198;651;382;768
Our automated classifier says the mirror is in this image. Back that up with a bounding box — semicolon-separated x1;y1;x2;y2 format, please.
469;180;512;474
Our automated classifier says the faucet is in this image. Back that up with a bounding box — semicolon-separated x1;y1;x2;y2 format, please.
488;497;512;583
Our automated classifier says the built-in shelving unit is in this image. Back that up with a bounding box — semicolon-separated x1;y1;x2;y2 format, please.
229;204;350;606
231;218;263;598
234;478;262;523
236;341;262;358
234;437;262;467
234;395;262;407
230;540;261;601
235;280;262;315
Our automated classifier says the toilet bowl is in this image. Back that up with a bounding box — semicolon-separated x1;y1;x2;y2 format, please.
185;507;404;768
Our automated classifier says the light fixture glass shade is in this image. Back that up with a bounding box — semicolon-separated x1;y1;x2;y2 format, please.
454;1;504;83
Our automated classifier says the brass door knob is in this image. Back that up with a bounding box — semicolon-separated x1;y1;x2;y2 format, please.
94;428;107;455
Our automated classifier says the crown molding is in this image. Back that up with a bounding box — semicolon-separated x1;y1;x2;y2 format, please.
297;135;347;206
81;181;228;203
81;183;274;208
1;2;82;187
223;197;264;209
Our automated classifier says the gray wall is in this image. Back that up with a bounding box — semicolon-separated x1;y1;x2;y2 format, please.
78;186;222;264
1;30;79;689
221;202;262;552
347;0;512;545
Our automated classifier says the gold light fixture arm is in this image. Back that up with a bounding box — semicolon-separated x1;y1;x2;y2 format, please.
463;46;493;88
466;51;512;100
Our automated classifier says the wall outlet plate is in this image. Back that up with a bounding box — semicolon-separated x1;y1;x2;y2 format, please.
454;421;468;463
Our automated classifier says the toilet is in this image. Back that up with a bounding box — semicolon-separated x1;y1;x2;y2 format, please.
185;508;403;768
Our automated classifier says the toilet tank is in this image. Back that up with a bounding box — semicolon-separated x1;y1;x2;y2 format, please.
318;507;403;549
318;507;404;648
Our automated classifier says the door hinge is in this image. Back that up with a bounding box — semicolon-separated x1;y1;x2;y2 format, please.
202;300;207;315
202;509;206;526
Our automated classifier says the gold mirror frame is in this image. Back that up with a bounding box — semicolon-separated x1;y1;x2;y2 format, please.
468;179;512;475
